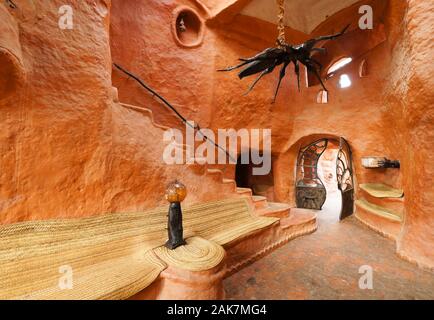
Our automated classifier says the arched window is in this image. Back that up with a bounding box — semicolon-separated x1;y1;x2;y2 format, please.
327;57;352;77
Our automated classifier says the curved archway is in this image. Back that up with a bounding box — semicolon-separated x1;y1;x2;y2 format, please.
295;136;354;220
275;134;355;221
295;139;328;210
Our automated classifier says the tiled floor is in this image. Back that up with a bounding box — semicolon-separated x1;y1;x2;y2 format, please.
224;192;434;300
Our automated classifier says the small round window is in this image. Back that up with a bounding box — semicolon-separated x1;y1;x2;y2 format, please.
172;7;204;48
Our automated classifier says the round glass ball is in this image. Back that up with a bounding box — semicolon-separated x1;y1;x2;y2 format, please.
165;180;187;203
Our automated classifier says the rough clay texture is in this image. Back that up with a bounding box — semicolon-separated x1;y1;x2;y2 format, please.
0;0;433;270
383;0;434;269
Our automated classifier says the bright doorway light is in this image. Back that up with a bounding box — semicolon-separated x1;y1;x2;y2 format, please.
328;57;353;75
339;74;352;88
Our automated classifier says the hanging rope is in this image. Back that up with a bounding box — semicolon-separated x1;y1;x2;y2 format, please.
276;0;286;47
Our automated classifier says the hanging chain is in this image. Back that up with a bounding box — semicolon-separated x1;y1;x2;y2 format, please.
277;0;286;48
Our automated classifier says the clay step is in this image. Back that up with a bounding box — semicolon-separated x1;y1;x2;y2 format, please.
359;185;404;218
359;183;403;198
355;199;402;222
207;168;223;175
258;202;291;218
355;200;402;241
208;164;236;180
279;208;316;230
236;187;252;196
222;178;236;184
120;103;170;131
203;168;225;185
252;195;268;210
222;178;237;191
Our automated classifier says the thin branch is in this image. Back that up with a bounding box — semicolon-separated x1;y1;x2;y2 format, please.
6;0;17;9
113;63;236;163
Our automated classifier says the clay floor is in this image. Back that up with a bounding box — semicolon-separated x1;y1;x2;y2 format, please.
224;191;434;300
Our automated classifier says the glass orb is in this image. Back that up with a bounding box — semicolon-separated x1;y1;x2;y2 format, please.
165;180;187;203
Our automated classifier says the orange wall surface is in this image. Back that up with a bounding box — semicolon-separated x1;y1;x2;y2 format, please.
0;0;433;269
0;0;238;225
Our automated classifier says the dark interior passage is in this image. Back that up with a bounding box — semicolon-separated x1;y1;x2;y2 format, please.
235;153;275;200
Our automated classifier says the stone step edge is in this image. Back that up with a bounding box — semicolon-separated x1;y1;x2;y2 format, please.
355;199;402;222
359;183;404;199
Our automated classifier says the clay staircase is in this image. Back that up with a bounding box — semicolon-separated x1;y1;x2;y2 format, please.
207;168;292;219
355;183;404;240
117;101;303;223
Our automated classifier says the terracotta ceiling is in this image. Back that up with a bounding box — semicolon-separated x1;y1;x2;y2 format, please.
239;0;361;34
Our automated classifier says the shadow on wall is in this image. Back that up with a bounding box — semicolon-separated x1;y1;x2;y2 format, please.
0;5;26;102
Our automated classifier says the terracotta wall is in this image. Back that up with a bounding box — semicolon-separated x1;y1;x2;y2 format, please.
1;0;433;269
207;2;401;206
272;38;402;206
0;0;113;223
206;0;434;269
0;0;238;225
383;0;434;269
110;0;215;129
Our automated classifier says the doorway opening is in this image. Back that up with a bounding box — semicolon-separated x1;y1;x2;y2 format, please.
235;152;275;200
295;137;354;221
317;140;342;221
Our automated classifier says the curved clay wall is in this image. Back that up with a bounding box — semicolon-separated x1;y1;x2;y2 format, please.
383;0;434;269
0;0;114;223
110;0;214;129
0;0;433;270
0;0;238;225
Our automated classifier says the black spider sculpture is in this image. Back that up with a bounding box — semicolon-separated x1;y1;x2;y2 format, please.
219;25;350;102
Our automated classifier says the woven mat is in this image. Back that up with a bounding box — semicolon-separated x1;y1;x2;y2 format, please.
0;209;168;300
0;198;278;299
154;237;225;272
14;251;166;300
182;198;279;246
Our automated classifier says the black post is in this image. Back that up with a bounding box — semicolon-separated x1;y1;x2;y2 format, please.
384;160;400;169
165;201;186;250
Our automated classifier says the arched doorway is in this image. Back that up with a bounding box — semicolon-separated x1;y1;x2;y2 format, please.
235;152;275;200
295;137;354;220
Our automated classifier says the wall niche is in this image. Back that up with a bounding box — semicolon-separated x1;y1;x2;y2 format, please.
172;6;204;48
359;59;368;77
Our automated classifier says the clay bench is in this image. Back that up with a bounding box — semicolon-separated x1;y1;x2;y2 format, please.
0;197;308;300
